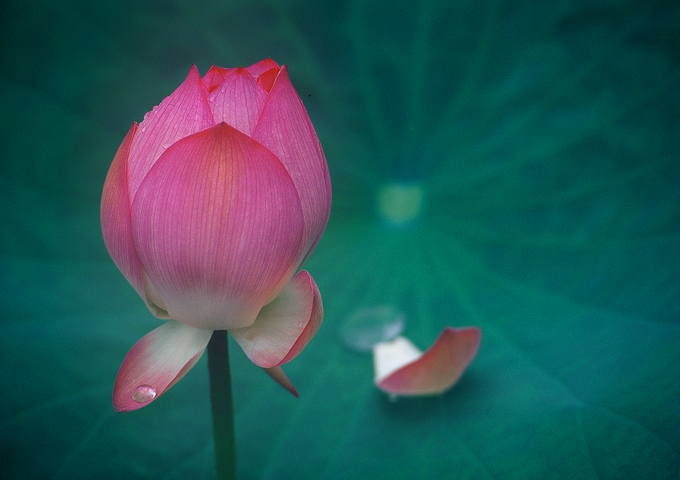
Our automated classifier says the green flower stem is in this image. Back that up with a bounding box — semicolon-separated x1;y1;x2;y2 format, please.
207;330;237;480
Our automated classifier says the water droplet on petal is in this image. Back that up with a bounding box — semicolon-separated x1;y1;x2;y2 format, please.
132;385;157;403
340;305;405;353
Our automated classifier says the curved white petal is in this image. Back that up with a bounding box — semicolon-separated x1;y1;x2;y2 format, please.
113;321;212;412
230;271;323;368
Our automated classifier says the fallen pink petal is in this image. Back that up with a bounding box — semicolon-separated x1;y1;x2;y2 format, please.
373;326;481;398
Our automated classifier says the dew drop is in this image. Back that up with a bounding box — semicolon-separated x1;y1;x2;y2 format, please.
132;385;157;403
340;305;405;353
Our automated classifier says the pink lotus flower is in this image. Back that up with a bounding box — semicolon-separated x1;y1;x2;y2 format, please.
101;59;331;412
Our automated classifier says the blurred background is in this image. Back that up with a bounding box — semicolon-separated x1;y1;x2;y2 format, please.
1;0;679;478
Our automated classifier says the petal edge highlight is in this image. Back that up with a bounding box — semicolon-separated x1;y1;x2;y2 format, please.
113;321;212;412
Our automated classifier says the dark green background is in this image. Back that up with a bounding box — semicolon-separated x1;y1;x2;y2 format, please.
1;0;679;478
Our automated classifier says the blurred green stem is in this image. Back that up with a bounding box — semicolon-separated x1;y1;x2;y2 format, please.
208;330;237;480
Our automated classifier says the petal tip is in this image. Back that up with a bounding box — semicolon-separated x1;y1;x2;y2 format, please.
264;366;299;397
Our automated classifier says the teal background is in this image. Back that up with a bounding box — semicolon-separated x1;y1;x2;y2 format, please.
1;0;679;479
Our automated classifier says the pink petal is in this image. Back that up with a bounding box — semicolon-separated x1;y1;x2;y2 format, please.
252;66;332;266
127;65;215;201
113;321;212;412
263;366;299;397
230;270;323;368
374;327;481;397
202;65;237;93
101;123;146;299
245;58;280;78
256;68;279;93
208;68;268;136
131;122;305;331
